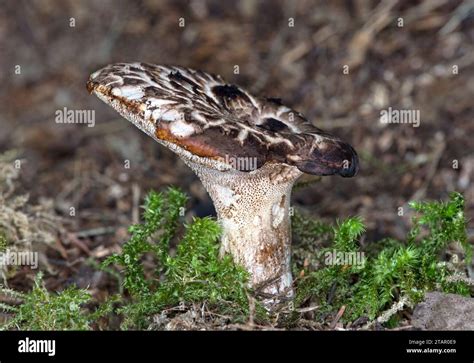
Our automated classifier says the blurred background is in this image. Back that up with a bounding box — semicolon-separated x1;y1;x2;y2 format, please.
0;0;473;291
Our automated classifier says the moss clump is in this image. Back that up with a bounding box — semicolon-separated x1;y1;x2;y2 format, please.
293;192;472;325
102;187;253;329
0;272;95;330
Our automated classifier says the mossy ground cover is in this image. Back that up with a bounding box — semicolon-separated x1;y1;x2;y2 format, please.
0;188;471;330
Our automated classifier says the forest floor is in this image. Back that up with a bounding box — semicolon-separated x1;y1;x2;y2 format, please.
0;0;473;330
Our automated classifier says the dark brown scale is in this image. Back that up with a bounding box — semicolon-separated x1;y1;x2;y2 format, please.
267;140;295;164
169;80;190;92
122;77;146;86
127;65;145;73
257;118;289;132
170;85;193;99
202;93;222;109
143;86;168;98
143;67;161;84
169;71;201;90
212;85;250;102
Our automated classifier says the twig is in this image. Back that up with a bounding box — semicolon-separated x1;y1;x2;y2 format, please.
329;305;346;329
403;0;450;24
75;227;116;238
132;183;140;224
53;237;68;260
345;0;398;68
389;325;417;331
363;295;412;329
439;0;474;35
296;305;320;313
67;233;92;256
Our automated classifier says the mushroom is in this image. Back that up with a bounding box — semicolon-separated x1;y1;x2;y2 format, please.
87;63;358;308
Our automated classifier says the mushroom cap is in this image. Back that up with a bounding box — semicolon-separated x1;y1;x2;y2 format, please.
87;62;358;176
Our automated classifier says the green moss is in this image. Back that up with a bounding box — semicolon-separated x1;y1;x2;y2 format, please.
102;187;253;329
2;189;471;330
293;192;472;326
0;273;93;330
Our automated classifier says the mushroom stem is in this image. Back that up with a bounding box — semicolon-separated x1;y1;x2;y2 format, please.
185;160;303;309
